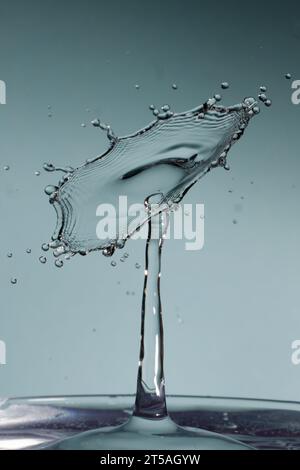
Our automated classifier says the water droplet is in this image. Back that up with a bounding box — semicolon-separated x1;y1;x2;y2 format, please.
35;171;40;176
285;73;292;79
214;94;222;101
44;185;58;196
172;83;178;90
124;253;129;258
149;104;155;110
120;257;125;262
41;243;49;251
135;84;140;90
39;256;47;264
26;248;31;254
7;252;13;258
43;162;55;172
10;278;17;285
111;260;117;267
232;219;238;225
135;263;141;269
47;105;52;110
81;123;86;128
55;259;63;268
253;106;260;114
264;99;272;107
3;165;10;171
221;82;229;89
92;328;97;333
161;104;170;112
258;93;267;102
260;86;267;92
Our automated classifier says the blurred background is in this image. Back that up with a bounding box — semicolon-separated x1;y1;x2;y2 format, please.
0;0;299;401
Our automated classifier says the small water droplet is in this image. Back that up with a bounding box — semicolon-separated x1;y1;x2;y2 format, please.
35;171;40;176
260;86;267;92
10;277;17;285
111;260;117;267
81;123;86;128
258;93;267;102
55;259;64;268
232;219;238;225
264;99;272;107
135;84;140;90
26;248;31;254
7;252;13;258
221;82;229;89
135;263;141;269
124;253;129;258
285;73;292;79
39;256;47;264
214;94;222;101
41;243;49;251
3;165;10;171
44;185;58;196
172;83;178;90
48;113;52;118
120;257;125;262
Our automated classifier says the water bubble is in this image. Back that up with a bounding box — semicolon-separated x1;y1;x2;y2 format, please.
120;257;125;262
41;243;49;251
253;106;260;114
221;82;229;89
214;94;222;102
264;99;272;107
260;86;267;92
55;259;63;268
149;104;155;110
81;123;86;128
3;165;10;171
161;104;170;112
124;253;129;259
10;278;17;285
135;263;141;269
26;248;31;254
135;84;140;90
39;256;47;264
285;73;292;79
35;171;40;176
172;83;178;90
111;260;117;267
7;252;13;258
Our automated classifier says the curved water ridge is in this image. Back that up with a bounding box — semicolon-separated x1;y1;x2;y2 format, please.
46;98;258;256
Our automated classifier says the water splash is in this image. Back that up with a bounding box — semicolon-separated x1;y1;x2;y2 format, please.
45;97;259;258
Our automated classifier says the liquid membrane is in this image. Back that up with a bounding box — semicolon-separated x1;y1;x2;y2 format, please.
45;97;257;257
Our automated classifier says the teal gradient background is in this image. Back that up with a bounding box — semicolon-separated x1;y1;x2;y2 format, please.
0;0;300;401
